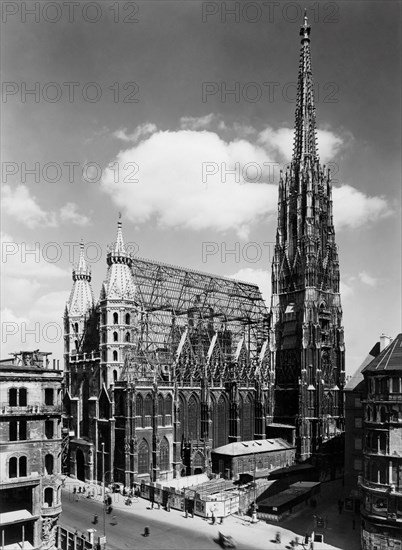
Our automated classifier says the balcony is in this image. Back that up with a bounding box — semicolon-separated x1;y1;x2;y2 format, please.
41;502;62;516
0;403;62;415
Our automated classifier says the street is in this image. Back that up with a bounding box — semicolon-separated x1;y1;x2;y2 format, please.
60;489;255;550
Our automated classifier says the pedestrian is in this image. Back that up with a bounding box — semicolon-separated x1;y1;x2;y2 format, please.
220;516;224;524
211;512;215;524
144;526;150;537
310;542;314;550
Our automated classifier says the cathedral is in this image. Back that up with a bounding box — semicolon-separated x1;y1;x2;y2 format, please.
62;14;345;486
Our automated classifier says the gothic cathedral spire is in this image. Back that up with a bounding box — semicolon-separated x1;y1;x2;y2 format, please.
270;14;345;464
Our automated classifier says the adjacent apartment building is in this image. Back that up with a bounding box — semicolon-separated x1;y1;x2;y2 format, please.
0;351;63;550
360;334;402;550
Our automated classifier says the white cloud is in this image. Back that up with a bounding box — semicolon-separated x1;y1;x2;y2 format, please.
1;184;57;229
101;129;278;239
258;126;344;164
113;123;157;143
59;202;90;226
229;268;271;304
1;185;91;229
359;271;377;287
333;185;392;230
180;114;216;131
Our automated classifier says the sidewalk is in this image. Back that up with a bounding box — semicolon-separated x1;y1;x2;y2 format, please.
62;477;346;550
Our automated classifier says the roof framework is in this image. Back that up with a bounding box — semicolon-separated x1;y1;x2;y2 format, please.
121;257;270;384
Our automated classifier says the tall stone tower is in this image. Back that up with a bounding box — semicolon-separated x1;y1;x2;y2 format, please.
64;240;96;359
271;14;345;463
99;218;138;387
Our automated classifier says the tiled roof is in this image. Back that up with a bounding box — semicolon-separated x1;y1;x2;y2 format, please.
363;334;402;373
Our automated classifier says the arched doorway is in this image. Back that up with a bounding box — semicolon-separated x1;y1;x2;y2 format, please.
76;449;85;481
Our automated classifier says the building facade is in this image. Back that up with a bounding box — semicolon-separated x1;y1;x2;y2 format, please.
270;14;345;463
360;334;402;550
63;225;273;485
211;438;296;480
343;336;392;511
0;351;63;550
62;14;345;487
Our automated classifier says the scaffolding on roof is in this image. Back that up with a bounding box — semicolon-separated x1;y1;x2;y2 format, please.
121;257;270;384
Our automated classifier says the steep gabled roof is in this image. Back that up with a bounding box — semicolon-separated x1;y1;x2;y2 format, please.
363;334;402;373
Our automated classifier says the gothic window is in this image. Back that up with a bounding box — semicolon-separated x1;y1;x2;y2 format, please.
125;313;130;325
113;350;118;362
177;395;186;442
164;395;172;425
138;439;149;475
9;457;17;478
217;395;228;447
241;394;254;441
113;312;119;325
44;487;53;507
158;394;164;426
74;322;79;333
188;394;199;441
159;437;169;471
45;454;54;475
102;312;107;325
113;332;118;342
193;451;204;474
125;332;130;342
75;340;79;351
144;394;152;428
113;370;118;383
136;394;143;427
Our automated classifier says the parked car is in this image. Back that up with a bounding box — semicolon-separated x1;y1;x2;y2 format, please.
218;532;236;549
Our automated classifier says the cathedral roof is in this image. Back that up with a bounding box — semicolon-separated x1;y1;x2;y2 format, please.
363;334;402;373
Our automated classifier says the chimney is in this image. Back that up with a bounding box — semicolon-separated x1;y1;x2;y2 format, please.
380;334;392;351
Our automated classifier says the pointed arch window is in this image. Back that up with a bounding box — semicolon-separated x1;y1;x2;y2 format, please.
144;394;152;427
113;312;119;325
125;332;130;342
188;395;200;441
136;394;143;427
138;439;149;474
158;394;164;426
113;331;118;342
113;350;118;362
159;437;169;471
217;395;228;447
74;322;79;333
125;313;130;325
164;395;172;426
113;370;118;383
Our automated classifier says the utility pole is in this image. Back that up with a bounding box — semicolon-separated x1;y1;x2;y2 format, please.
102;442;106;539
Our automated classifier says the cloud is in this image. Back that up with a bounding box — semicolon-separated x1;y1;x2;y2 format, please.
359;271;377;287
1;185;91;229
229;268;271;304
333;185;392;230
180;114;216;131
101;129;278;239
113;123;157;143
59;202;91;226
1;184;57;229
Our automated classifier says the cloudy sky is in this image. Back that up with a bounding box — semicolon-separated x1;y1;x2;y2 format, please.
1;0;400;373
